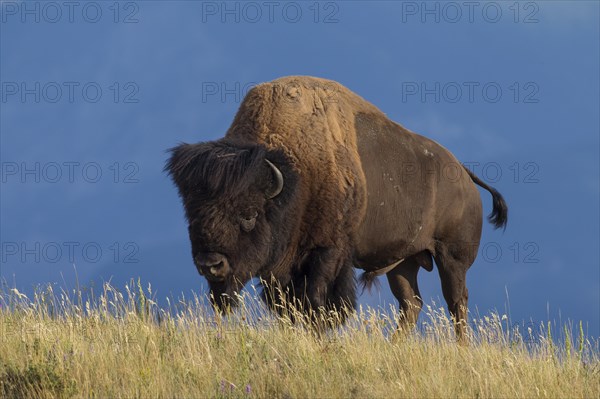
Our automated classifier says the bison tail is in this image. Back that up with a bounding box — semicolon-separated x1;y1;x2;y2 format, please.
463;164;508;230
359;271;382;294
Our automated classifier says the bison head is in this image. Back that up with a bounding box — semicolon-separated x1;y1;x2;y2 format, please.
165;141;298;310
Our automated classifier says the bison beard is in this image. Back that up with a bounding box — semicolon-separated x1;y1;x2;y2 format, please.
166;76;508;340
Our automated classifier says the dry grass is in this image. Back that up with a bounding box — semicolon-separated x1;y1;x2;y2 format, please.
0;281;598;398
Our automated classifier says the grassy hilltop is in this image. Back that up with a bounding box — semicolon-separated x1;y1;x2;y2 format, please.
0;281;598;398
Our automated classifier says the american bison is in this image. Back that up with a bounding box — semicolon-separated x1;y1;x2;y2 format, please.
166;76;507;339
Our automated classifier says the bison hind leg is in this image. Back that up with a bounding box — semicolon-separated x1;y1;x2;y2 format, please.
434;244;475;345
386;256;423;334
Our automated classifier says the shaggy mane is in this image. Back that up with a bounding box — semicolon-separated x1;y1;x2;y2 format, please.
165;141;268;198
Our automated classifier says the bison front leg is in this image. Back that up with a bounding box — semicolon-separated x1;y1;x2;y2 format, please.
295;247;357;326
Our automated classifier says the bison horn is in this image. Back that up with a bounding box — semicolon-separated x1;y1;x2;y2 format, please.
265;159;284;199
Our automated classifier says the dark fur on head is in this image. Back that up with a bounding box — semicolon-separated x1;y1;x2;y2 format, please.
165;140;302;308
166;142;271;206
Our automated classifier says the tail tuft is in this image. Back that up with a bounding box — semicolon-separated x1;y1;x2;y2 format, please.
463;165;508;230
488;186;508;230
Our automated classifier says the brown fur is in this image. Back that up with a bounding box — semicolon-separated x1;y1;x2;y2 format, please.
225;77;377;250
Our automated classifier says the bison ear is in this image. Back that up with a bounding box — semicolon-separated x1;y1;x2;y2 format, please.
264;159;284;199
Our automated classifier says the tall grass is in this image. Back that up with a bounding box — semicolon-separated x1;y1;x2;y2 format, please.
0;281;598;398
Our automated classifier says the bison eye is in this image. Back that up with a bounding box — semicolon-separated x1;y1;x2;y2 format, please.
240;211;258;232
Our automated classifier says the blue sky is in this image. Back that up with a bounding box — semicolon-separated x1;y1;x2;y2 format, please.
1;1;598;336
